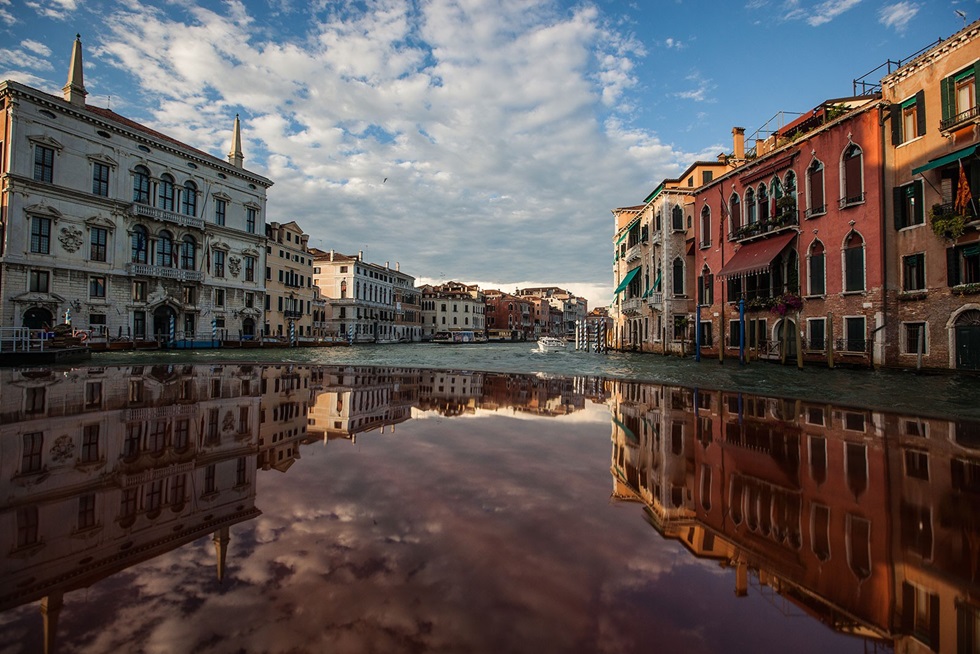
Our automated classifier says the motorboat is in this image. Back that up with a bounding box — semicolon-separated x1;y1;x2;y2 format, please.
536;336;566;352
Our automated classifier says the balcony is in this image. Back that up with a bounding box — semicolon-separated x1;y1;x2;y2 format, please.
284;310;303;319
941;104;980;132
130;202;205;230
645;292;663;306
127;263;204;282
625;243;644;263
839;192;865;210
730;209;799;243
622;298;643;315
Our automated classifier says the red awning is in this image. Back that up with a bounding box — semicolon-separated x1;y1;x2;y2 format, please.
718;232;796;279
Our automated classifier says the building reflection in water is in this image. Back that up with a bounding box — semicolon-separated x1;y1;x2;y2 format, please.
608;380;980;653
7;363;980;652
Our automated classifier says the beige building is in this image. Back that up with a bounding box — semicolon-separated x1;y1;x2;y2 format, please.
0;37;271;343
312;250;421;343
263;221;317;342
420;281;487;340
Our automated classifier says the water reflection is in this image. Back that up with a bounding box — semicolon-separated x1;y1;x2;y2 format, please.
1;363;977;652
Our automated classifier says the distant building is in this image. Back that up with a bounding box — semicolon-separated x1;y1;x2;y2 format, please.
419;281;485;340
0;37;271;341
515;286;587;338
311;249;420;343
263;221;316;341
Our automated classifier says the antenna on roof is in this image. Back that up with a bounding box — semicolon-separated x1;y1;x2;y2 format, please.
956;9;968;27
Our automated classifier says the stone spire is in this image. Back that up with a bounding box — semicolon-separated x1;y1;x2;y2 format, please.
213;526;230;583
62;34;87;107
227;114;244;168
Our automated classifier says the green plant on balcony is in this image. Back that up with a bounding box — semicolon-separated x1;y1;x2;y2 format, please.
931;203;967;240
774;196;797;225
953;282;980;296
746;296;776;311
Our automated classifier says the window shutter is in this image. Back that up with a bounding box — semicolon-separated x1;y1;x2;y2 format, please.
915;90;926;136
810;254;825;295
929;593;941;651
893;186;904;229
941;75;954;122
890;104;902;145
913;181;924;225
948;247;961;286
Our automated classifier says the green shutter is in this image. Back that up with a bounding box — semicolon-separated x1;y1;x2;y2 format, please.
913;180;924;225
890;104;902;146
915;90;926;137
948;247;961;286
941;75;954;122
893;186;905;229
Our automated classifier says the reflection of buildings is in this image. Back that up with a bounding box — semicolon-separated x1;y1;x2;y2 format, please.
257;365;314;472
609;380;980;653
0;364;263;653
308;367;421;443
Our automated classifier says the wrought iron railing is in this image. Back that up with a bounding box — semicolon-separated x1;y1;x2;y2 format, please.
941;104;980;132
839;192;866;209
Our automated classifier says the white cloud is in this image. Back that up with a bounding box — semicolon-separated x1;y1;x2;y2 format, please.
878;2;920;32
20;39;51;56
674;73;715;103
806;0;863;26
25;0;76;19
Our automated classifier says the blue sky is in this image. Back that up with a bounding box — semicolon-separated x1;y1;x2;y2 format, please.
0;0;970;306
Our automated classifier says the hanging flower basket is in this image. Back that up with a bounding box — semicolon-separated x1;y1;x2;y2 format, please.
770;293;803;316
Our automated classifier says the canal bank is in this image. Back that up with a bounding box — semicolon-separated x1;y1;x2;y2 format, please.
86;342;980;420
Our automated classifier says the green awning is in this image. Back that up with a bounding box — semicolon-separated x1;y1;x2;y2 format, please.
615;217;639;244
653;270;662;291
612;417;638;443
614;267;640;295
912;145;978;175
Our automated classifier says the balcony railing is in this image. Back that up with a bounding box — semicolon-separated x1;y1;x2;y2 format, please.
622;298;643;314
130;202;205;230
646;292;663;306
127;263;204;282
804;205;826;219
730;209;799;242
283;310;304;319
839;192;866;209
941;104;980;132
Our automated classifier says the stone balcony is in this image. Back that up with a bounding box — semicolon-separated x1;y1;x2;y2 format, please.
130;202;205;230
127;263;204;283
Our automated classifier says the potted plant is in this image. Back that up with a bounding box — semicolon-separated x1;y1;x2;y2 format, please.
931;203;967;240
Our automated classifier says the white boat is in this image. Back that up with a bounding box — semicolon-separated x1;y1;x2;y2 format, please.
536;337;566;352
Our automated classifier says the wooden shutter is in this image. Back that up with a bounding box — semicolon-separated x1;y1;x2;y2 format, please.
915;90;926;136
929;593;940;651
941;74;954;122
890;104;902;145
913;181;924;225
893;186;905;229
901;582;915;631
810;253;825;295
948;247;961;286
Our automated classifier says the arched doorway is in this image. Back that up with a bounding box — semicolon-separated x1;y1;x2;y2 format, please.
152;305;177;340
242;318;255;339
23;307;53;330
955;309;980;370
776;318;797;358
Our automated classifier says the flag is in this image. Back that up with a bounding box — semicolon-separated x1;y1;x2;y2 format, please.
956;160;973;216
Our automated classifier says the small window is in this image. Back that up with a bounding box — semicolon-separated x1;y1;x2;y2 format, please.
89;276;106;298
92;161;110;196
34;145;54;182
214;198;227;226
902;322;927;355
29;269;50;293
902;253;925;291
894;181;924;229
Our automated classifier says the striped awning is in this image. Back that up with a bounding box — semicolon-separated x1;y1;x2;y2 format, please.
718;232;796;279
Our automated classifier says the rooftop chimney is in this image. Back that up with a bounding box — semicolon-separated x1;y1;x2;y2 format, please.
329;249;334;261
358;250;363;261
396;262;400;272
732;127;745;160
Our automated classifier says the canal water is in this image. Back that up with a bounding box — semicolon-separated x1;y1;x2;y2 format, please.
0;348;977;652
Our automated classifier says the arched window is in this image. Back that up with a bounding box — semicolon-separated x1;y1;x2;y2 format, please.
806;159;825;217
841;144;864;207
672;257;684;296
672;204;684;230
340;280;347;299
808;240;826;296
180;235;196;270
156;230;174;267
133;165;150;204
770;176;783;218
182;181;197;216
131;225;148;264
698;264;713;306
843;231;865;292
745;187;756;224
655;210;662;231
729;193;741;234
758;183;769;223
158;174;175;211
700;205;711;247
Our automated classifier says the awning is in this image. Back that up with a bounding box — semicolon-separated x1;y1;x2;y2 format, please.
614;267;640;294
612;417;638;443
615;217;640;244
912;145;978;175
718;232;796;279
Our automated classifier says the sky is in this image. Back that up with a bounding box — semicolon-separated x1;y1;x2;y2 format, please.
0;0;971;307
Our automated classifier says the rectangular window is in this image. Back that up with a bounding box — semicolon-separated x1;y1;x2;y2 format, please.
89;227;108;261
133;281;147;302
903;253;925;291
34;145;54;182
214;288;225;307
25;387;45;414
942;64;978;130
89;276;106;299
892;91;926;144
236;457;247;486
205;463;216;493
213;250;225;277
905;449;929;480
84;382;102;408
134;311;146;338
903;322;927;355
246;207;257;233
244;256;255;282
92;161;110;196
78;494;96;529
245;292;254;308
214;198;226;225
947;244;980;286
894;181;924;229
807;318;826;350
844;316;866;352
22;432;43;473
30;216;51;254
82;424;100;461
182;285;196;305
29;269;49;293
16;507;39;548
